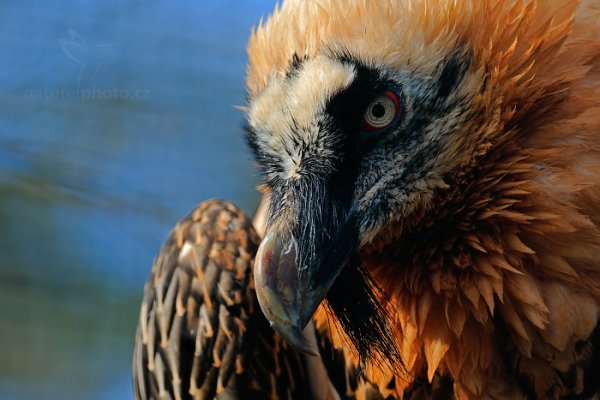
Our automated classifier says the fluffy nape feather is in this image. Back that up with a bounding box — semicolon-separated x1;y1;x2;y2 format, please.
248;0;600;398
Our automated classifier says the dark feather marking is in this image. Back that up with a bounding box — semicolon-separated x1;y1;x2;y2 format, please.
285;53;308;79
436;49;471;99
404;371;454;400
560;320;600;399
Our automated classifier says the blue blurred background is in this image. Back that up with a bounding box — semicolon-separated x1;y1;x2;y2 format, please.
0;1;275;398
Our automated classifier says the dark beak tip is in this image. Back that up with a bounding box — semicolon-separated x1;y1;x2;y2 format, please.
276;324;320;357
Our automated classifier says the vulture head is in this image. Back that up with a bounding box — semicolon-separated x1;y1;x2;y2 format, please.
244;0;600;394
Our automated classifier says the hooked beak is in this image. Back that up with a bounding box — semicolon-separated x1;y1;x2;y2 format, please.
254;232;321;355
253;200;358;356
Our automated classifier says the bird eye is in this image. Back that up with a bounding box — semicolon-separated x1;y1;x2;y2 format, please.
363;90;402;132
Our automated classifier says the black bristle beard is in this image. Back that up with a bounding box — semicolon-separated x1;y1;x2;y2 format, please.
325;257;404;375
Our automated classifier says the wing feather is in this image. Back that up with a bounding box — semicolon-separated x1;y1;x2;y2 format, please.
133;199;310;399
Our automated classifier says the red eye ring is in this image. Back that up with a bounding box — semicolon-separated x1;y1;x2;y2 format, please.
362;90;402;132
383;90;401;111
